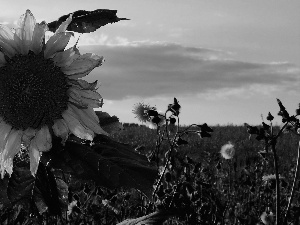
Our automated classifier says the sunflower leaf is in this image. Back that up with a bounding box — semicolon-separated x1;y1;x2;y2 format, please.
48;9;129;33
42;135;157;198
0;175;11;208
5;162;68;215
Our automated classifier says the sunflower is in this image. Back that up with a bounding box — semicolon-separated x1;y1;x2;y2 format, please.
0;10;108;178
132;102;156;123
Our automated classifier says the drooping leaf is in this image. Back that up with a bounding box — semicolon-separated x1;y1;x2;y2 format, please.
0;175;11;208
33;163;67;215
96;111;124;134
7;166;35;206
6;162;68;215
41;135;157;198
48;9;129;33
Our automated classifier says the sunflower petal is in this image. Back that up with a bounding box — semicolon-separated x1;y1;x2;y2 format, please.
69;93;103;109
22;127;37;146
68;91;89;109
67;86;103;108
78;89;104;107
3;130;23;159
0;25;18;57
0;25;14;42
83;106;100;123
52;119;69;144
80;97;103;108
55;14;72;33
0;121;12;152
68;100;89;110
31;126;52;152
44;32;73;59
0;129;23;177
0;158;13;178
30;21;48;54
69;104;108;135
52;46;79;68
63;53;104;78
78;88;102;100
67;79;98;91
15;9;36;55
29;142;42;176
62;107;94;141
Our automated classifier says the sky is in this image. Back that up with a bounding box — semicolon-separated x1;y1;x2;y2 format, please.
1;0;300;126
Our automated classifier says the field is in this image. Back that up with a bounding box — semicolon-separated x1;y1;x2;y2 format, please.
111;124;300;224
113;124;299;172
1;123;300;225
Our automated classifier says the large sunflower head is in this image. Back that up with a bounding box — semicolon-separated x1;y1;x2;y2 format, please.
0;10;108;178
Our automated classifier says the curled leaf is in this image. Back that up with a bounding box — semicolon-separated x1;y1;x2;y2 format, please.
48;9;129;33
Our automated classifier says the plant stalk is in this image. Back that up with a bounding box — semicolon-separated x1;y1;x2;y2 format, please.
271;142;280;225
283;140;300;224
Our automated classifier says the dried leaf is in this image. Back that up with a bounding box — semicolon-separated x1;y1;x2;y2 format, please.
48;9;129;33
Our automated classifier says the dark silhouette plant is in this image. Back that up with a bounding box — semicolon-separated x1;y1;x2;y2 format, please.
244;98;300;225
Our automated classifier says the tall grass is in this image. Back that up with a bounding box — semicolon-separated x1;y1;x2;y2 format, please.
112;124;300;224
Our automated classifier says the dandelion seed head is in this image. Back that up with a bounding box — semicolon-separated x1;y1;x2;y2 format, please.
220;141;235;159
260;211;274;225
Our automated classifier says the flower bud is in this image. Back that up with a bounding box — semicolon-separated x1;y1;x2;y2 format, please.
197;123;213;132
266;112;274;121
168;97;181;116
151;116;161;125
244;123;259;135
277;98;285;111
169;117;176;124
197;131;211;138
262;122;270;130
147;109;158;117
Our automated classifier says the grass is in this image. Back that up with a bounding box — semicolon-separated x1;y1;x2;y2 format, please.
1;123;299;224
111;124;300;224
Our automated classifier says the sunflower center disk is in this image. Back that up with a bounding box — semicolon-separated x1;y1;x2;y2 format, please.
0;52;69;130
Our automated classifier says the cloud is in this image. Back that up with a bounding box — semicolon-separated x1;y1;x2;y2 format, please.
78;41;300;101
0;21;9;25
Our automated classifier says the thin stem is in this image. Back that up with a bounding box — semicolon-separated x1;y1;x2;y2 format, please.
151;149;172;200
152;117;178;201
228;160;231;200
283;140;300;224
271;142;280;225
273;122;288;140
